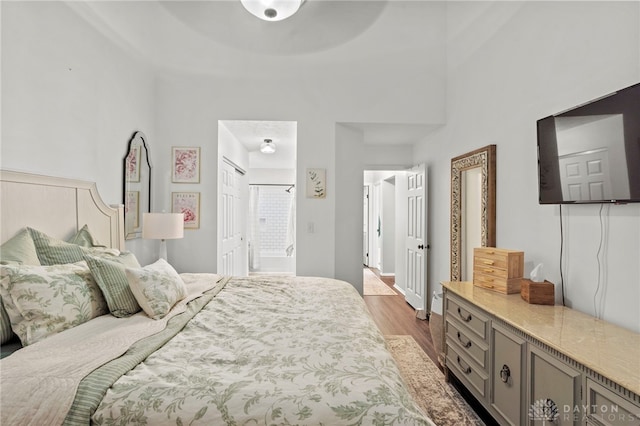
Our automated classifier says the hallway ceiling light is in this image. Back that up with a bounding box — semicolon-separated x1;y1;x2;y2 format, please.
240;0;302;22
260;138;276;154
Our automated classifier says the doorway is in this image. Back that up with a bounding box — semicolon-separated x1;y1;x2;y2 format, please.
217;120;297;276
364;165;427;317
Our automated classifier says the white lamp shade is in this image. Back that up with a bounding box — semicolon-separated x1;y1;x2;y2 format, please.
142;213;184;240
241;0;302;22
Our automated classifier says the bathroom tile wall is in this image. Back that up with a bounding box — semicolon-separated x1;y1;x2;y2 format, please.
257;186;294;255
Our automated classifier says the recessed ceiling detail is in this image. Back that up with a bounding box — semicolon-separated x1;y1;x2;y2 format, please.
159;1;387;55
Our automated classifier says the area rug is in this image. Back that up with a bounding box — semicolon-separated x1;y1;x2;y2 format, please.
363;268;397;295
385;335;485;426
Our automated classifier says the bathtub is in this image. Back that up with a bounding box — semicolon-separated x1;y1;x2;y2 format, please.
250;252;295;275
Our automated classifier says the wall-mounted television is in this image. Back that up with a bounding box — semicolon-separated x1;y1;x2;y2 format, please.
537;82;640;204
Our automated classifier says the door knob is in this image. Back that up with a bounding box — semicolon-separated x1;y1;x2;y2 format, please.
418;244;424;250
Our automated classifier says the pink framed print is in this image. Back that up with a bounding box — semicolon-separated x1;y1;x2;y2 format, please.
172;147;201;183
125;145;141;182
172;192;200;229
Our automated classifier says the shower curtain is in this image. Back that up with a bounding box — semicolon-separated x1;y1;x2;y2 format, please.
285;188;295;256
248;186;261;270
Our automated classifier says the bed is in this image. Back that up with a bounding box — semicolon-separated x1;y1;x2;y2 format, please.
0;170;435;425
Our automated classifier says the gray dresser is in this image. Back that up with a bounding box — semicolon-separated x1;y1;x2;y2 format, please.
442;281;640;426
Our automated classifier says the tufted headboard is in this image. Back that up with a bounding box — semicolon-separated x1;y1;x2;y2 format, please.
0;170;125;250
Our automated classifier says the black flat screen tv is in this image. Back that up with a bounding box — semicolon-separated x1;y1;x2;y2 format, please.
537;82;640;204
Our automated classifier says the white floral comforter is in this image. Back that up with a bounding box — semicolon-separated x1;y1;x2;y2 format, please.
92;275;434;425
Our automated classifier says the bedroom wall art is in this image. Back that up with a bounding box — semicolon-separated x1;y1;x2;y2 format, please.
172;147;201;183
172;192;200;229
306;168;326;199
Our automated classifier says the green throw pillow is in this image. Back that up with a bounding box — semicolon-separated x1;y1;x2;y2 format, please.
85;253;142;318
68;224;107;248
0;228;41;266
28;227;118;266
0;295;14;345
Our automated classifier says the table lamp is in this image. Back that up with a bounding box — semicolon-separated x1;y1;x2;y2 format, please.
142;212;184;261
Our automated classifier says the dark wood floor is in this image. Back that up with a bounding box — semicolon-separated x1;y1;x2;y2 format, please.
363;268;440;367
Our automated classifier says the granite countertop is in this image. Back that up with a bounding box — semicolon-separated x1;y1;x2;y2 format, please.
442;281;640;397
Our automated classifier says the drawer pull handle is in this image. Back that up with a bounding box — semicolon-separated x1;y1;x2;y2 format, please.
483;268;494;273
457;307;472;322
456;356;472;374
500;364;511;383
456;332;472;348
482;260;494;265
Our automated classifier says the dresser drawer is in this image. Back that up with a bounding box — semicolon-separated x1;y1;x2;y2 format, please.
446;342;488;400
446;317;489;369
586;379;640;426
445;294;489;341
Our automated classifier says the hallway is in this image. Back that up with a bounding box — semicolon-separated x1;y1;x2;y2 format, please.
362;268;439;367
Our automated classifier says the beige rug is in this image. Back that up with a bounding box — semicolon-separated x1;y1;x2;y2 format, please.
385;335;485;426
363;268;397;295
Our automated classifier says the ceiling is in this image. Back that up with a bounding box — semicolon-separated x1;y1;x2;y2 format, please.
68;0;445;164
220;120;297;169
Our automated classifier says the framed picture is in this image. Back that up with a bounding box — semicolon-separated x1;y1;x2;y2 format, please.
172;192;200;229
306;168;326;199
124;191;140;233
172;146;201;183
125;145;141;182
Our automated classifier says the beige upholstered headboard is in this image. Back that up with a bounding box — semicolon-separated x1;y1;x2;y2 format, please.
1;170;125;250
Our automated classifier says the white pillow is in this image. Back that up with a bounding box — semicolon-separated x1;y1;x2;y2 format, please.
125;259;187;320
0;261;108;346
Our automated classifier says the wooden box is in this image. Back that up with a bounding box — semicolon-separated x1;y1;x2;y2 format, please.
473;247;524;294
521;279;555;305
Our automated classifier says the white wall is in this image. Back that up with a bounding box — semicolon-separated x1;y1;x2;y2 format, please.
414;1;640;331
335;123;365;293
249;168;295;185
1;1;155;205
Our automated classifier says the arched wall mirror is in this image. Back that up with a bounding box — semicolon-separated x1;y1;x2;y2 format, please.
450;145;496;281
123;131;151;240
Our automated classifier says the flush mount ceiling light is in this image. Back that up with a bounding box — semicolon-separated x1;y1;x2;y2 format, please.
260;138;276;154
241;0;303;22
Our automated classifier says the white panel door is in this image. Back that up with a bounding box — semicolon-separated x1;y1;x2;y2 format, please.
559;149;613;202
405;164;427;317
220;160;248;276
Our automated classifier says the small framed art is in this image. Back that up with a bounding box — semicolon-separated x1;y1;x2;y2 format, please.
306;168;326;199
172;192;200;229
172;146;201;183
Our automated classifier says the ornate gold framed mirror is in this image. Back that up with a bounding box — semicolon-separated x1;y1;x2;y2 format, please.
123;131;151;240
450;145;496;281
